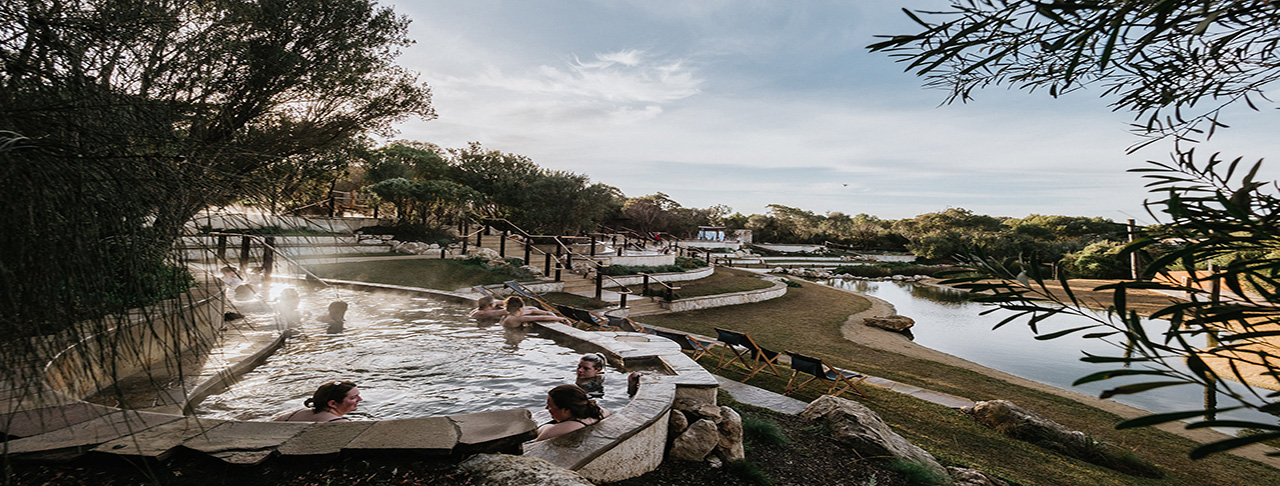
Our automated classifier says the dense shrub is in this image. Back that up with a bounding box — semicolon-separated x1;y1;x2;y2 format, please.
360;224;455;246
601;258;706;276
1058;240;1129;279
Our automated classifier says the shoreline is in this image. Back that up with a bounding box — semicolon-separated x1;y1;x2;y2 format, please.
817;279;1280;469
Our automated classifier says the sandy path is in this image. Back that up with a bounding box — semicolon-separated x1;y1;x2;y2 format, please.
824;281;1280;469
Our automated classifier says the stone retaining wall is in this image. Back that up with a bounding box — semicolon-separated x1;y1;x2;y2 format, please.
603;265;714;287
663;277;788;313
43;290;224;401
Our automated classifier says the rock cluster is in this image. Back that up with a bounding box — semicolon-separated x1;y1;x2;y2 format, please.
453;247;510;266
391;240;446;255
767;267;931;281
665;398;744;465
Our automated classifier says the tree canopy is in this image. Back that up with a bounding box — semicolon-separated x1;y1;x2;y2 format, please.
2;0;433;332
869;1;1280;148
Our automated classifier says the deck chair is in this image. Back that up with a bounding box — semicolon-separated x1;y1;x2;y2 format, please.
607;316;651;334
472;285;499;298
783;351;868;398
504;280;556;311
569;307;607;327
713;328;782;381
555;304;605;329
653;329;715;360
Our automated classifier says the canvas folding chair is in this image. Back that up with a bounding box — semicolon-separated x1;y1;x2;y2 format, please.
607;316;651;334
570;307;607;327
714;328;782;381
653;329;715;360
555;305;605;329
783;351;868;398
504;280;556;311
472;285;499;298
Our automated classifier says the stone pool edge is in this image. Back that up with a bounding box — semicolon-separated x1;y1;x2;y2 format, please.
6;279;718;483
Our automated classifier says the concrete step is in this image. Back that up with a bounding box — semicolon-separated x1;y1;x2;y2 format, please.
625;302;668;316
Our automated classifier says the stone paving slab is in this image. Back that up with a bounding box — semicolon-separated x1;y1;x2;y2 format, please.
276;421;374;457
714;375;808;415
344;416;457;455
182;421;310;454
5;410;181;455
0;402;116;438
451;409;536;447
91;417;229;461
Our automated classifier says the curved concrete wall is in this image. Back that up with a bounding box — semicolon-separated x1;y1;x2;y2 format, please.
522;323;719;482
664;277;788;313
603;265;714;287
43;290;224;402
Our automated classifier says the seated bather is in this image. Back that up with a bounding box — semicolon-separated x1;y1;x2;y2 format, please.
575;353;607;398
469;295;506;322
319;300;348;333
272;380;362;423
229;284;271;313
276;287;305;330
534;384;611;441
220;266;244;287
498;296;568;328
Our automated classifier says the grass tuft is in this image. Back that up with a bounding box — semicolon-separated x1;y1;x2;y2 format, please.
726;459;773;486
742;416;789;447
883;458;949;486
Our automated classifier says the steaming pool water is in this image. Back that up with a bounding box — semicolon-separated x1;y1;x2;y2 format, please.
193;286;632;421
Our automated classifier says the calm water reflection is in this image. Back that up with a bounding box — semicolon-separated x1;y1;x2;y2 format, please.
824;279;1273;424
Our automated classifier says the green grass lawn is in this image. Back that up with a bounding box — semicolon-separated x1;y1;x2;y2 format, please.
640;281;1280;486
306;259;519;290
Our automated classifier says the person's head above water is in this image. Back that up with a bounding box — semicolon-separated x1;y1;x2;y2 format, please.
477;295;499;310
504;296;525;313
326;300;348;320
305;380;361;415
577;353;606;381
546;384;605;421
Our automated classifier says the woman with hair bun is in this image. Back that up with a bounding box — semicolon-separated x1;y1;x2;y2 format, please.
535;384;611;441
273;380;362;422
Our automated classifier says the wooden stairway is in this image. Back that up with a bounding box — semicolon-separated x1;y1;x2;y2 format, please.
468;231;671;316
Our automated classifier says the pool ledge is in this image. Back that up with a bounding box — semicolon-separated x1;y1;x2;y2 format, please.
524;322;720;482
4;283;541;464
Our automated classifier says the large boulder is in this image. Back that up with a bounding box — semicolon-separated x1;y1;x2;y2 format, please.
962;400;1162;478
863;315;915;332
457;453;593;486
668;419;719;462
672;398;721;422
715;406;744;463
668;409;689;438
800;395;945;478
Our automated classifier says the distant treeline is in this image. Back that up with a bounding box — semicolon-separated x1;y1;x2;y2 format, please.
323;142;1134;278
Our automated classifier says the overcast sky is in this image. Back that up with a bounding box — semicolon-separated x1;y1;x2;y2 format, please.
382;1;1277;223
